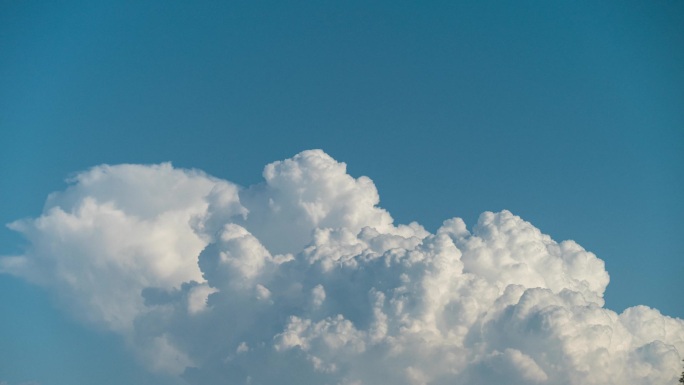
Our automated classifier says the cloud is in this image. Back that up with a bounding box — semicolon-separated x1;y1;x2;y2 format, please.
2;150;683;384
2;163;233;333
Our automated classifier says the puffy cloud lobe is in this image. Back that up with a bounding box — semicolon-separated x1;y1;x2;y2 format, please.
2;150;683;384
235;150;403;255
2;163;231;332
443;211;609;306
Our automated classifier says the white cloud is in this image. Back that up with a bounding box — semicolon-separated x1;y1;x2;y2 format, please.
1;163;233;332
2;150;683;384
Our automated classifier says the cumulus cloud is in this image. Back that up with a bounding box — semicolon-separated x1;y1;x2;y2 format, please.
2;150;683;384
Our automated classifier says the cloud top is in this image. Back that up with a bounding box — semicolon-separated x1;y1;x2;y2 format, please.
2;150;682;384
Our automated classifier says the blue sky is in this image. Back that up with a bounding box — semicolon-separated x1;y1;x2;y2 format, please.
1;1;683;384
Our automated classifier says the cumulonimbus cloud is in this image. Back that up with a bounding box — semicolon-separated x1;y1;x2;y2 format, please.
2;150;682;384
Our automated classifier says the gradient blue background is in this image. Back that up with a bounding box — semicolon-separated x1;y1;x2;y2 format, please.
1;1;683;384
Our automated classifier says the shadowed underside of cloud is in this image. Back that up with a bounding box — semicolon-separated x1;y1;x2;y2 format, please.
2;150;683;384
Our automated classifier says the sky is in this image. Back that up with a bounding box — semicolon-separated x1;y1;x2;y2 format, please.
0;1;683;384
